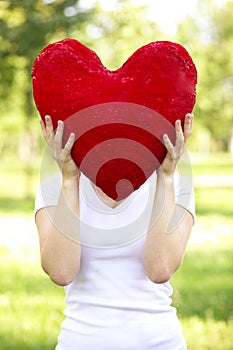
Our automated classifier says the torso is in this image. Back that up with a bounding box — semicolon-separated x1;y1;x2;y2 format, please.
55;172;187;350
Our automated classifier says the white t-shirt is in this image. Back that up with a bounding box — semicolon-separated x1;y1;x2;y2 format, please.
35;170;195;350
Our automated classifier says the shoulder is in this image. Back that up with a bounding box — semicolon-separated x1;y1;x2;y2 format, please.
34;172;62;217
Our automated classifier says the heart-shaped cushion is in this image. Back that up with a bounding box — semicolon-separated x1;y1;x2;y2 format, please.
32;38;197;200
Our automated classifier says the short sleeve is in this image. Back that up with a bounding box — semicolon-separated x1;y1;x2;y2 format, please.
34;172;62;217
174;172;196;224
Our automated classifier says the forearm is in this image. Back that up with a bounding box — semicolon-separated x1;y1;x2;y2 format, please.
40;175;81;286
144;171;190;283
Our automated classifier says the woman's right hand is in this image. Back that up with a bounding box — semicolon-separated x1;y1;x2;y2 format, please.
40;115;80;180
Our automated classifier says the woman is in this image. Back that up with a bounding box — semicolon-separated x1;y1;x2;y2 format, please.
35;113;195;349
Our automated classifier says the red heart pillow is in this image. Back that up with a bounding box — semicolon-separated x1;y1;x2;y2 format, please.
32;38;197;200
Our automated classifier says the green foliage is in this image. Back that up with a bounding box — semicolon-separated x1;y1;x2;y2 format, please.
0;3;232;348
177;0;233;151
0;0;233;155
0;0;91;117
69;0;162;70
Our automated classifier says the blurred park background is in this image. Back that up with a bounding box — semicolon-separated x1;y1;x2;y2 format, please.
0;0;232;349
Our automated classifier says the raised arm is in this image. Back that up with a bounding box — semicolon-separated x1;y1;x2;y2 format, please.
144;114;194;284
36;115;81;286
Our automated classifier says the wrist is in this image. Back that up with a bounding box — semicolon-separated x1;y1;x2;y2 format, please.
157;168;175;183
62;173;80;187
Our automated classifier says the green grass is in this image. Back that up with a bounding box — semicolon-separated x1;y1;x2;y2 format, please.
0;216;232;350
195;187;233;217
0;247;65;350
0;158;39;216
0;197;35;216
0;153;233;349
191;153;233;176
171;224;233;350
1;152;232;217
172;232;233;321
181;317;233;350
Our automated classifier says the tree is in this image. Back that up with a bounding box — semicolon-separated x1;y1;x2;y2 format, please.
0;0;91;196
67;0;162;70
0;0;162;137
0;0;92;118
0;0;163;196
1;0;232;156
176;0;233;152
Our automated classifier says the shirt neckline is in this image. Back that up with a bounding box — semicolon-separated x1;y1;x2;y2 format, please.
80;173;139;214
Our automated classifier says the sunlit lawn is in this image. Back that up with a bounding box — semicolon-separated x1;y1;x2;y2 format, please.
191;152;233;176
1;215;232;350
0;244;65;350
172;216;233;350
0;153;233;349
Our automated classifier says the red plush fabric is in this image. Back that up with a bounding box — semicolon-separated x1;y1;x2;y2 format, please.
32;38;197;200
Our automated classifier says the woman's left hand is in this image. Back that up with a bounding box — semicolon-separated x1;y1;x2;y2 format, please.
158;113;194;177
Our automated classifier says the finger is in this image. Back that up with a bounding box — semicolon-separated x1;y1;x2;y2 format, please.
40;118;47;140
54;120;64;156
63;133;75;156
184;113;194;141
45;115;54;141
175;119;184;149
163;134;176;159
